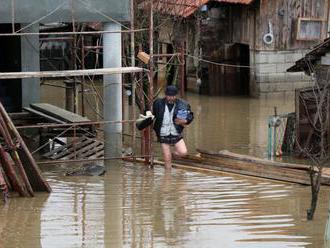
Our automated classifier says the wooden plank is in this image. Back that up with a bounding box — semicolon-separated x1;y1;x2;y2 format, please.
0;67;145;79
79;144;104;159
43;137;87;158
23;107;66;124
173;152;330;186
174;157;312;185
177;154;311;180
90;149;104;159
196;149;310;170
64;141;102;159
30;103;90;123
176;154;330;185
53;139;94;160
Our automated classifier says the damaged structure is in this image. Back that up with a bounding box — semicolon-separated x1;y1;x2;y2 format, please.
147;0;329;96
288;37;330;155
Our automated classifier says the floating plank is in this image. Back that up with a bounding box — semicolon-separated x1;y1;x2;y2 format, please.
197;149;310;171
172;150;330;186
174;155;314;185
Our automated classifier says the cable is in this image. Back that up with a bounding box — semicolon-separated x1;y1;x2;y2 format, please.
78;0;130;30
186;53;255;69
15;2;66;33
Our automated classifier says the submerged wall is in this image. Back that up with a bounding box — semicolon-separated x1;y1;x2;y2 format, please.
251;50;314;97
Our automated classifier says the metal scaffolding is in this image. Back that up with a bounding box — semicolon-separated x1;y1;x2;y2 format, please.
0;0;188;168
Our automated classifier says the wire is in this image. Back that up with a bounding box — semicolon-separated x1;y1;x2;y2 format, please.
186;54;255;69
32;126;73;154
78;0;130;30
15;2;66;33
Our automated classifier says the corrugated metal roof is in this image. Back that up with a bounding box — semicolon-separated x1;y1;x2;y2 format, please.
140;0;254;18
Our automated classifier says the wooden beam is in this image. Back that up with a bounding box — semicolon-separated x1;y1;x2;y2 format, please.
0;67;146;80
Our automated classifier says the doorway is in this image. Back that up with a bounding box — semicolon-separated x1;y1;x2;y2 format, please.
0;24;22;112
207;43;250;96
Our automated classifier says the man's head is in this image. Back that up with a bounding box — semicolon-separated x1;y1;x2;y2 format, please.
165;85;178;103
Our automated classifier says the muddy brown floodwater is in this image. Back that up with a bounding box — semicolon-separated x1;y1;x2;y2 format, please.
0;91;329;248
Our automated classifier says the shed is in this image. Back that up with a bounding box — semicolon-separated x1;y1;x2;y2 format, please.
141;0;329;96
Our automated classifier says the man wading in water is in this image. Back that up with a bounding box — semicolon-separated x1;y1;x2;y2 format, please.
152;85;194;169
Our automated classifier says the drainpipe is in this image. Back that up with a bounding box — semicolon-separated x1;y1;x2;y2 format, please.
103;23;122;158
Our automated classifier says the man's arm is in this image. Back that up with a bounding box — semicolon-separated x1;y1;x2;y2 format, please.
174;118;187;126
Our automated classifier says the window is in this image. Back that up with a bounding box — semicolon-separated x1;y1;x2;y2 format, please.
297;18;323;41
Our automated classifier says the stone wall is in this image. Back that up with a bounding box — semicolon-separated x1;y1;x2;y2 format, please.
251;50;314;97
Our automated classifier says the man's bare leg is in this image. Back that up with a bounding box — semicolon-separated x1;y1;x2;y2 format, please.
173;139;188;157
161;143;172;169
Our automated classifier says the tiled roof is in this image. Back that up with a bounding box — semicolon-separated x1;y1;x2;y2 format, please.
140;0;254;18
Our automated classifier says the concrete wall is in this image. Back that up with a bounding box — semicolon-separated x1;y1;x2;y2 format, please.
0;0;129;23
251;50;314;97
21;24;40;107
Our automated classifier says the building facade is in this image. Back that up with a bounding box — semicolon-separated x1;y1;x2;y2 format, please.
152;0;329;96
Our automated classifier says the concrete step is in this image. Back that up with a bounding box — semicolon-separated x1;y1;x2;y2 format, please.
321;56;330;65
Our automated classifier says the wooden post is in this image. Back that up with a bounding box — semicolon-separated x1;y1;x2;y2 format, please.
0;168;8;202
0;118;34;196
0;102;51;193
0;144;28;197
145;0;154;166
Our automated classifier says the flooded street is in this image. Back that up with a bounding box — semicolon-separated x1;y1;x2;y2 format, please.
1;92;330;247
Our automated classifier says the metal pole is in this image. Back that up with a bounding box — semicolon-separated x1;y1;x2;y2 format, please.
0;28;148;37
146;0;154;166
131;0;137;157
81;36;86;116
180;41;185;97
273;107;278;157
103;23;123;158
11;0;15;33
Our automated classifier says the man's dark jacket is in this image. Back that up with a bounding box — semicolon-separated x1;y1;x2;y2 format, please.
152;98;194;138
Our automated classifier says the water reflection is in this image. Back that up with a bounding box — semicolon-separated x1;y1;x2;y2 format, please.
40;175;106;248
0;160;329;247
0;193;49;248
